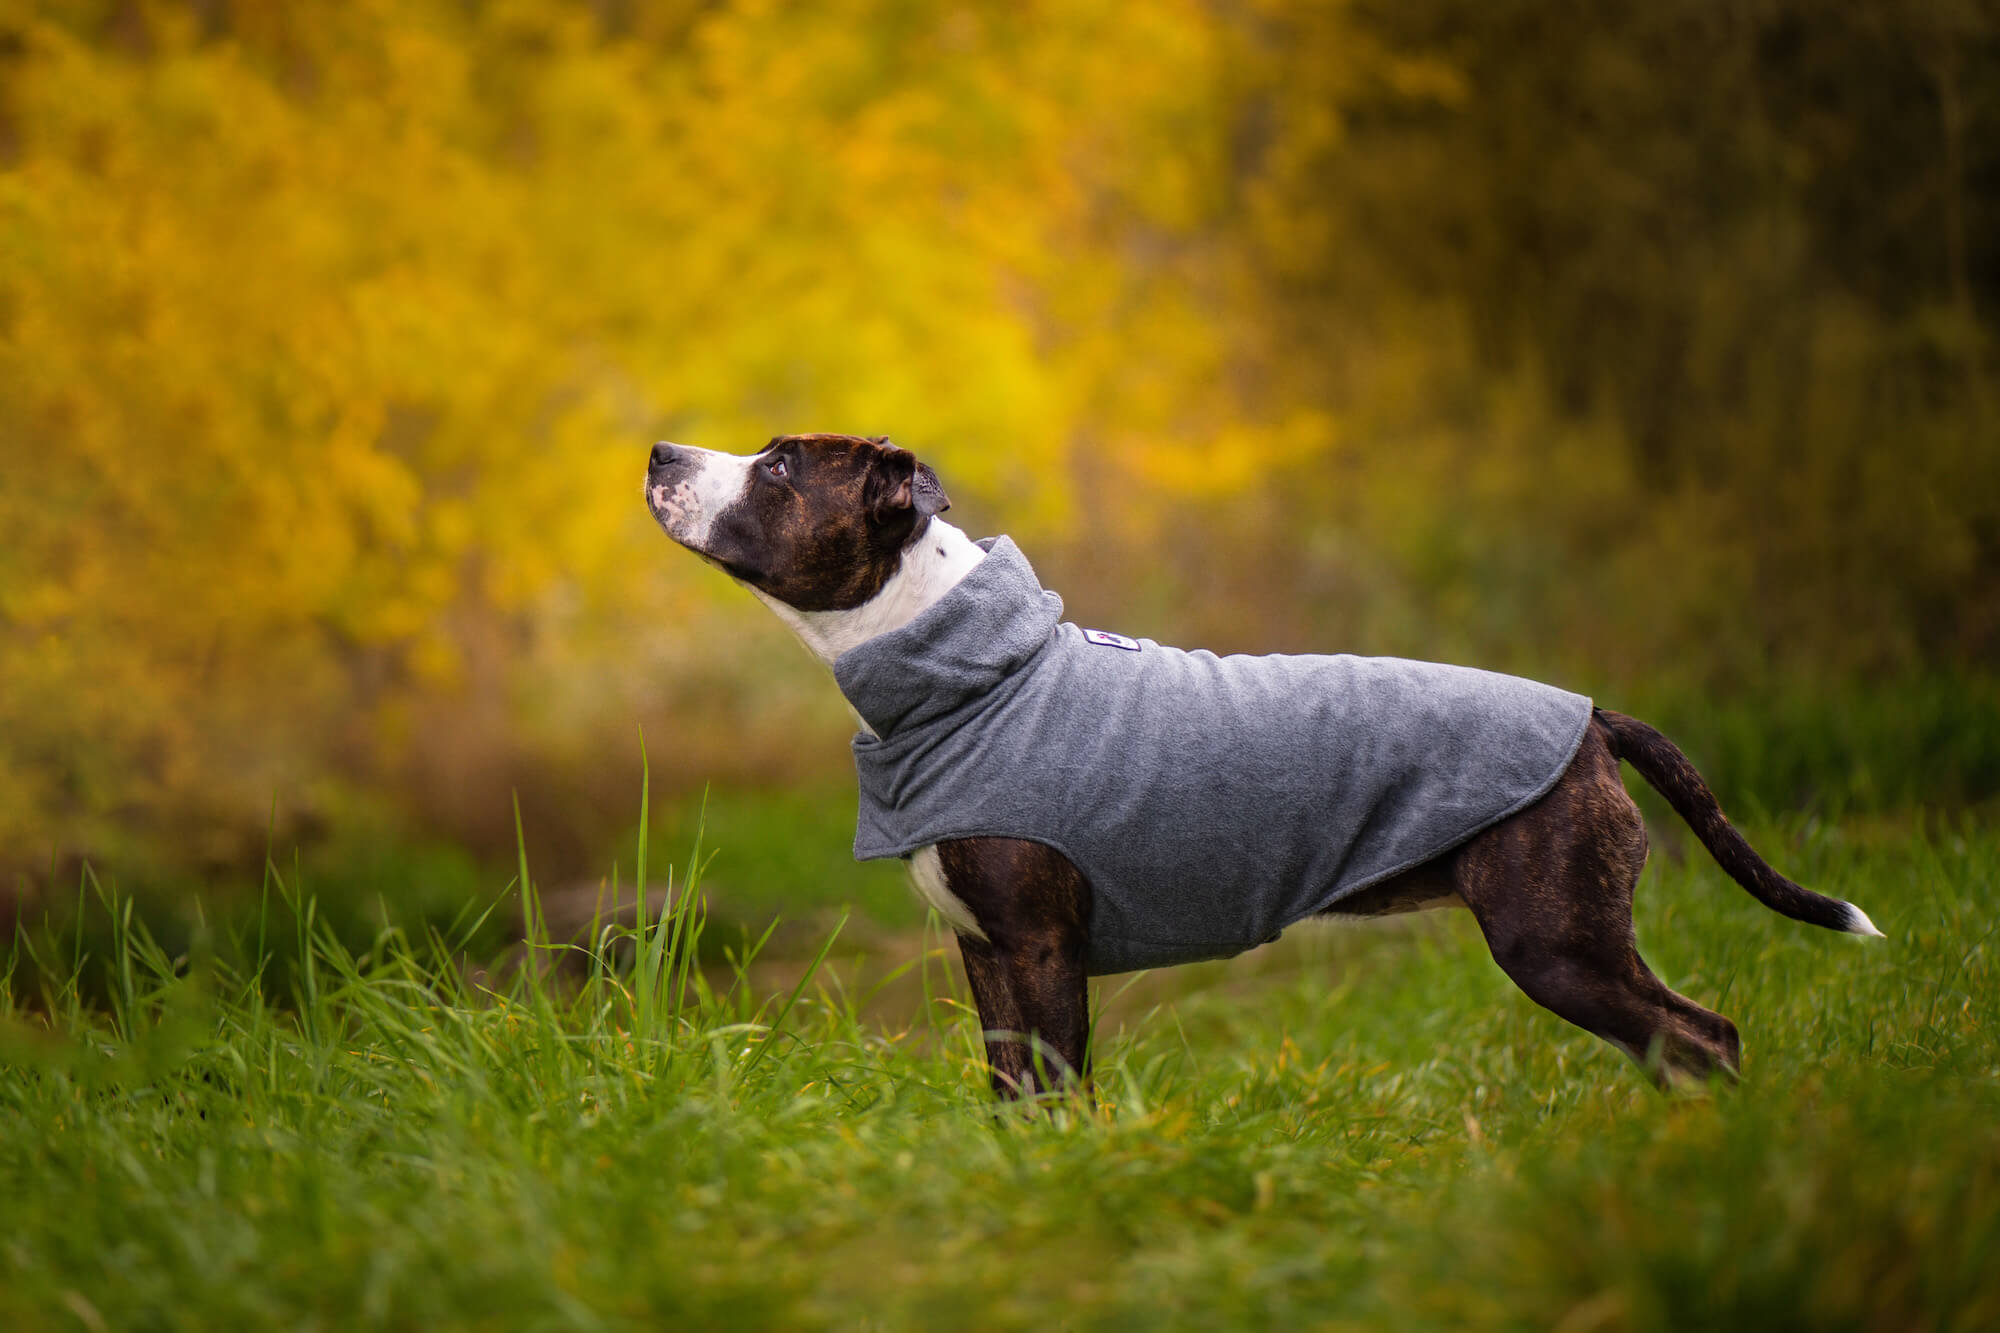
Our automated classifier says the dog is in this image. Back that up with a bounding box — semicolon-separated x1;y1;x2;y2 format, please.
644;432;1883;1098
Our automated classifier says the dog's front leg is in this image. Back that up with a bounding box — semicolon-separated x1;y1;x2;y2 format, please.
933;838;1091;1102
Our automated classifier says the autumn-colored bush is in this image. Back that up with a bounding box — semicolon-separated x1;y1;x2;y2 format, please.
2;1;1995;884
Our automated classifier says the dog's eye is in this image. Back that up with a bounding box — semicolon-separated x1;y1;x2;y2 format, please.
764;456;789;481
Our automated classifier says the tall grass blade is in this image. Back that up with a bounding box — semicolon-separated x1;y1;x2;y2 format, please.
740;909;847;1081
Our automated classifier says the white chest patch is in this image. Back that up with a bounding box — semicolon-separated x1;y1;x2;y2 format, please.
908;844;986;940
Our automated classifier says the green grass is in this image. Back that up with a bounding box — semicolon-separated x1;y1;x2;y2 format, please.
3;808;1996;1331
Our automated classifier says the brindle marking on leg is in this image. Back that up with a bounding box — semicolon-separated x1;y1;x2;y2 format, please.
1449;720;1741;1082
936;837;1092;1101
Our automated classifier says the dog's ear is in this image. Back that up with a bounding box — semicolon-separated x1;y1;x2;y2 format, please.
907;462;951;519
869;447;951;532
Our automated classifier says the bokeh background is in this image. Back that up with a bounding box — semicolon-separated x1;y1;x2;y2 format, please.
3;0;1996;934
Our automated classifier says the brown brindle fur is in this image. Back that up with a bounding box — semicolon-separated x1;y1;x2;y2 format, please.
1442;719;1742;1075
660;433;946;611
938;715;1742;1097
936;840;1094;1099
645;433;1852;1100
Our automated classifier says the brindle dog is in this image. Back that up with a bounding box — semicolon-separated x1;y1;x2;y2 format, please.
645;433;1883;1098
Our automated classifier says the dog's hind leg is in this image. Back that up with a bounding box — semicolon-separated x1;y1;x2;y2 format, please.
1453;720;1742;1083
935;838;1093;1101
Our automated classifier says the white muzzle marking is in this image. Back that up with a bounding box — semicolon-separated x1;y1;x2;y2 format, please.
648;444;758;550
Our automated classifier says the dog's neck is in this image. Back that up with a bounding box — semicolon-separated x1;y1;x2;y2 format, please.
749;518;986;673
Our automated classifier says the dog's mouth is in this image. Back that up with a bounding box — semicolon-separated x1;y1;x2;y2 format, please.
645;476;684;523
646;476;760;588
645;475;706;550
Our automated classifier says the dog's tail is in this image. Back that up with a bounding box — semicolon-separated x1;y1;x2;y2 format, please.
1595;707;1884;937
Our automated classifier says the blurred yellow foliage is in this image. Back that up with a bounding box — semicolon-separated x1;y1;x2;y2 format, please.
0;0;1318;866
1;0;1993;874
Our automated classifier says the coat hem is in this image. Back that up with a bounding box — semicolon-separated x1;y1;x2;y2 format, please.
1294;696;1597;916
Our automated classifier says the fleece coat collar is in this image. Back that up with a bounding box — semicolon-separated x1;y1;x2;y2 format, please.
836;536;1593;975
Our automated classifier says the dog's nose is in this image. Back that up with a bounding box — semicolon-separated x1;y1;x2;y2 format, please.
650;441;682;470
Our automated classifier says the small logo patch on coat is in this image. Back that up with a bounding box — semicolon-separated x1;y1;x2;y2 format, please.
1082;629;1141;651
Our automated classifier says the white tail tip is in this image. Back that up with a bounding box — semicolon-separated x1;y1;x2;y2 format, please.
1842;903;1886;938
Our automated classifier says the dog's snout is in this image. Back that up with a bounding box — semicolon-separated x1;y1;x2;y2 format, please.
650;441;683;471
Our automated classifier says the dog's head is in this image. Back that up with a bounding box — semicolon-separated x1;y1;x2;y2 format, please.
644;433;951;611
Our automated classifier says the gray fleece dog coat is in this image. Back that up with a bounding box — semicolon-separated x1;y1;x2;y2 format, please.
835;537;1593;975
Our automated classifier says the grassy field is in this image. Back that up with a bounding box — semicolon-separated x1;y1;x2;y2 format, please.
3;803;1996;1331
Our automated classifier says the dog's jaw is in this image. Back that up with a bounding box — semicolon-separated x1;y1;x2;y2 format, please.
749;517;987;678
